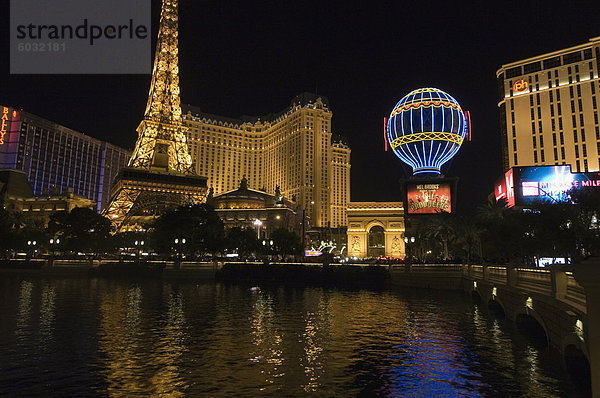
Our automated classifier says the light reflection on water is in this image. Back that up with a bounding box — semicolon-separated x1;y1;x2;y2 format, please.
0;277;585;397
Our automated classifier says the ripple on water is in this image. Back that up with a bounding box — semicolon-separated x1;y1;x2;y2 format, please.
0;277;586;397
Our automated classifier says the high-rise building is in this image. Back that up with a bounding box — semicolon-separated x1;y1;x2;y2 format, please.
182;93;351;228
496;37;600;173
0;104;130;211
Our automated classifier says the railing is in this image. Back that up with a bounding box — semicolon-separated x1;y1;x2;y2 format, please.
409;264;464;273
471;265;484;278
487;266;507;284
565;271;586;308
464;264;587;313
515;268;552;295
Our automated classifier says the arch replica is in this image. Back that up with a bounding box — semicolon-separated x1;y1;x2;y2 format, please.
346;202;405;258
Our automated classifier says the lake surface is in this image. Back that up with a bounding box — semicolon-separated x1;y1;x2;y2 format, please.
0;275;586;397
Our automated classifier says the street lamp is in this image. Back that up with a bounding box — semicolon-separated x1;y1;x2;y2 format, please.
134;240;144;259
27;240;37;259
253;219;263;239
174;238;186;259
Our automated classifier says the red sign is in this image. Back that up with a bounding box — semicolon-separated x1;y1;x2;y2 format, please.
495;169;515;207
0;107;9;145
406;183;451;214
513;79;528;93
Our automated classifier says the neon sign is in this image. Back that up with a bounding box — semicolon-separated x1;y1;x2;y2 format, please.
386;88;467;175
0;107;9;145
513;79;528;93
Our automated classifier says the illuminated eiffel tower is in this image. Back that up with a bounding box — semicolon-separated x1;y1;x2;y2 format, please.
103;0;207;232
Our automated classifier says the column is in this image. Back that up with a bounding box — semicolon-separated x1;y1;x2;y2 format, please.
573;258;600;398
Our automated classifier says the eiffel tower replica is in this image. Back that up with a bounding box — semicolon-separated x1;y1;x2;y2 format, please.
103;0;207;232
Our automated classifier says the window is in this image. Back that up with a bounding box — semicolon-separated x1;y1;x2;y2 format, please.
563;51;582;65
543;56;561;69
506;66;522;78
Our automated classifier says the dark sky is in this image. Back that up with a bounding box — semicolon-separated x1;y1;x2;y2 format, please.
1;1;598;213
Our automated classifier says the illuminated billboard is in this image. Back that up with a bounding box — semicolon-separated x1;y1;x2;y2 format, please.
494;168;515;207
495;166;600;207
406;182;452;214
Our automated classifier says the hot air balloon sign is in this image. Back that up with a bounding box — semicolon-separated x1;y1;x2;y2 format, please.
386;88;468;175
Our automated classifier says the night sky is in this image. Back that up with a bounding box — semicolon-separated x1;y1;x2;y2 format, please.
1;1;598;213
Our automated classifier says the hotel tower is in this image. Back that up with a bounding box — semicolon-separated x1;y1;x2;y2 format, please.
497;36;600;173
182;93;351;228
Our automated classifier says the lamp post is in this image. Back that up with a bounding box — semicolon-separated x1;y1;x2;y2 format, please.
253;219;263;239
49;238;60;266
27;240;37;260
134;240;144;260
174;238;186;258
404;236;415;264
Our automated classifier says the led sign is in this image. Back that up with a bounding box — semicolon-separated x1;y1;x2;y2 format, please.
495;166;600;207
513;79;529;93
406;182;452;214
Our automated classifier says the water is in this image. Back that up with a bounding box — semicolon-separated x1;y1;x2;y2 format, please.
0;275;586;397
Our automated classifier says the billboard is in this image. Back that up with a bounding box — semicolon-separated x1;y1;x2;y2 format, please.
494;168;515;207
406;182;452;214
495;166;600;207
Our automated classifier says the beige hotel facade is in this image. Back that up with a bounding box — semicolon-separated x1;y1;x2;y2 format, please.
181;93;351;228
497;36;600;173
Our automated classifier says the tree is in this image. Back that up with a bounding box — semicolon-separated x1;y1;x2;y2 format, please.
46;207;113;254
225;227;258;258
270;228;303;258
0;208;16;258
152;203;224;257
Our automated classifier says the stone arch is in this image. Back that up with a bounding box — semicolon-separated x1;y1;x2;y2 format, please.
514;308;549;347
562;334;589;361
364;219;385;232
487;297;506;318
563;342;592;395
367;224;385;257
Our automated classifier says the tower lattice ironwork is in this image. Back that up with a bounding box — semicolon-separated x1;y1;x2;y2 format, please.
129;0;192;174
102;0;207;232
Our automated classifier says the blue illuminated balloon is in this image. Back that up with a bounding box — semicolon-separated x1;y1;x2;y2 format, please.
387;88;468;175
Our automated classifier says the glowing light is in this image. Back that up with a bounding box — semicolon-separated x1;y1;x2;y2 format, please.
387;88;467;175
513;79;529;92
0;107;9;145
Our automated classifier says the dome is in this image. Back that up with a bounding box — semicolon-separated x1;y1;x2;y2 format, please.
386;88;467;175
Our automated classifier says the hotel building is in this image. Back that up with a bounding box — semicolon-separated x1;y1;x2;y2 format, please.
181;93;351;228
0;105;131;211
496;36;600;172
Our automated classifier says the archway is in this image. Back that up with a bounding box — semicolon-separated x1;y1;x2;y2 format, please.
516;313;548;347
487;299;506;318
367;225;385;257
564;344;591;395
